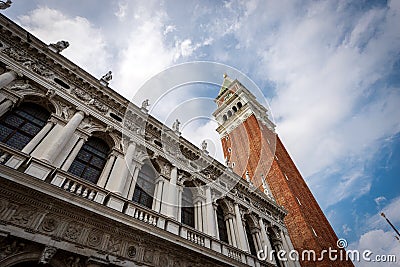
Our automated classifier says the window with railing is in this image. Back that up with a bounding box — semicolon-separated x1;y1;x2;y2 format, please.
0;103;50;150
132;163;156;209
68;136;110;184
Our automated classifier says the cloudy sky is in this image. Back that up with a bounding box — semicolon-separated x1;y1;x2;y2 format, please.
2;0;400;265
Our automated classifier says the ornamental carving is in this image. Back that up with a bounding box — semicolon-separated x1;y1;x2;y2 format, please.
0;239;26;260
39;246;57;264
2;47;54;78
65;255;84;267
0;199;8;215
143;249;154;263
159;254;169;266
106;236;122;253
127;245;136;258
64;222;84;241
72;88;109;113
40;215;59;233
87;229;103;248
9;206;36;226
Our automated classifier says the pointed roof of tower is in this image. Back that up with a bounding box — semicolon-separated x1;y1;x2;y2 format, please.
217;73;234;98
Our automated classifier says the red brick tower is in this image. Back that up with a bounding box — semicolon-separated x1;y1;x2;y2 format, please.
213;75;354;267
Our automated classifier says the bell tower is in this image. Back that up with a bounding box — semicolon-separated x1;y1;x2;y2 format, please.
213;74;354;267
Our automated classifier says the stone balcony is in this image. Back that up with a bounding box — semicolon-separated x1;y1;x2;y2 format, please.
0;142;273;267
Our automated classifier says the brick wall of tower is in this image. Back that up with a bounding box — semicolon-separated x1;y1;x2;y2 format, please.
220;115;354;267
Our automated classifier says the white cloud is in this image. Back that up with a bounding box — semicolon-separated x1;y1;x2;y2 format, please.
17;7;111;78
350;229;400;267
213;0;400;207
115;1;128;20
164;24;176;35
112;5;176;99
374;196;387;207
350;197;400;266
342;224;352;235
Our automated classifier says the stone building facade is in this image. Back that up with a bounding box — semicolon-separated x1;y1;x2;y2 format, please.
0;14;300;267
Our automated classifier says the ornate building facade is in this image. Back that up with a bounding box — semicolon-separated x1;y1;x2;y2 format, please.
0;14;302;267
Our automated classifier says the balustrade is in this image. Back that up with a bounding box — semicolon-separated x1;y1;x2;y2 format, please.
0;142;267;266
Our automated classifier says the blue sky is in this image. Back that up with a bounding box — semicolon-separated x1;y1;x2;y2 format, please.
2;1;399;265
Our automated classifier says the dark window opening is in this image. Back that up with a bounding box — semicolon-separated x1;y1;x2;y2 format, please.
0;103;50;151
181;187;195;228
227;110;232;117
54;78;70;89
217;205;229;243
68;136;110;184
232;106;237;112
133;164;156;209
110;112;122;122
237;102;242;109
245;222;257;256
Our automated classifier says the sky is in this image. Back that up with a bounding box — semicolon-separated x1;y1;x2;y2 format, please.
2;1;400;266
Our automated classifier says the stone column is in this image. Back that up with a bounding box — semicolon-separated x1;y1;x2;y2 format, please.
40;110;85;163
259;218;274;264
97;151;117;188
227;216;238;247
105;141;136;196
234;203;248;251
126;163;141;199
194;198;204;231
205;187;217;237
0;99;13;117
0;70;18;89
61;136;87;171
165;166;178;219
152;177;164;213
213;202;220;239
22;118;54;154
117;141;136;196
177;185;183;222
280;230;297;267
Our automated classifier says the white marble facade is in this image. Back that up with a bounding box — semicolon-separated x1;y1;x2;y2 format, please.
0;14;299;267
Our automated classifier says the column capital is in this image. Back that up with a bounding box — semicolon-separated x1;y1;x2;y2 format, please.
75;107;89;117
5;66;23;78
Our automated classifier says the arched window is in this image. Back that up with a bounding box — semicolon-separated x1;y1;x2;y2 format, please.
181;187;195;228
0;103;50;150
237;102;242;109
68;136;110;184
222;115;227;122
227;110;232;117
133;163;156;209
245;221;257;256
232;106;237;113
216;205;229;243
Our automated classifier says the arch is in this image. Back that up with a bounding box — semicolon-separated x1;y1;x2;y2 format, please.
67;136;110;184
132;161;157;209
0;102;50;151
232;106;237;113
0;251;42;267
18;93;56;115
222;114;227;122
237;102;242;109
181;181;195;228
227;110;232;117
